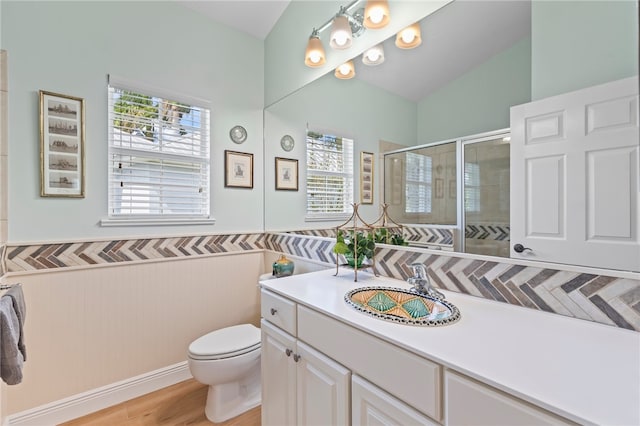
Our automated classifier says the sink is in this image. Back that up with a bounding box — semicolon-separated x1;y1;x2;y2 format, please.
345;287;461;326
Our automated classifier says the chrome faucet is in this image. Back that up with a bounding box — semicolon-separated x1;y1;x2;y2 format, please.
407;263;445;299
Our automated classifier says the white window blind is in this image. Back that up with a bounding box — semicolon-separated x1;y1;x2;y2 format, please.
107;81;210;219
405;152;432;213
306;130;354;217
464;162;480;213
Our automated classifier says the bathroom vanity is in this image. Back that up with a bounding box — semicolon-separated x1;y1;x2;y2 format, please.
260;269;640;426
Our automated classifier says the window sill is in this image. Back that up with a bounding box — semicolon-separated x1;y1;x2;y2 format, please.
305;214;350;222
100;217;216;227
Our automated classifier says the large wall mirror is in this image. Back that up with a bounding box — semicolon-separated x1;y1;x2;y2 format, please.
263;0;638;270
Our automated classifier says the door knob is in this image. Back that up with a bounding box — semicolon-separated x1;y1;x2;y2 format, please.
293;354;301;362
513;243;532;253
285;348;292;357
270;308;277;315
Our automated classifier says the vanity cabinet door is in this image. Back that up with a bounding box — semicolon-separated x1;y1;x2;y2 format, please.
445;371;573;426
261;320;297;426
353;375;439;426
296;341;350;426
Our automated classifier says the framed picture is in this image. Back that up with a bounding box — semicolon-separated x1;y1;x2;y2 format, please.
275;157;298;191
360;151;374;204
39;90;85;197
225;150;253;188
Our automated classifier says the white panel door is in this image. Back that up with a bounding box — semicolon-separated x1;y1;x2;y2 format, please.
296;341;350;426
261;320;297;426
352;375;439;426
510;76;639;271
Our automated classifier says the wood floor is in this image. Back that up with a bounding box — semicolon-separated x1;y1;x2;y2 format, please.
59;379;261;425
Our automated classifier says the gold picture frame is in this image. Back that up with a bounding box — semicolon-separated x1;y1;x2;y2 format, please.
224;150;254;189
39;90;85;197
360;151;374;204
275;157;298;191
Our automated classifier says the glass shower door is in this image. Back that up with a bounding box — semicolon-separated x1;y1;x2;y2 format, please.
463;137;510;257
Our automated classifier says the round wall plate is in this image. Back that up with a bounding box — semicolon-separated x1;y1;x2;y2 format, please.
280;134;295;151
230;125;247;144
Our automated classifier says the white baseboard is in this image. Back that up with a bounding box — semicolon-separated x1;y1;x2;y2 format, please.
7;361;192;426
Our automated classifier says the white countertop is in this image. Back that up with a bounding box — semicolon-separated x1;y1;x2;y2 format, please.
261;269;640;426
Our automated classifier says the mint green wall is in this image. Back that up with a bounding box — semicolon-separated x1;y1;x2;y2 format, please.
2;1;265;242
532;0;638;100
417;37;531;144
264;73;416;231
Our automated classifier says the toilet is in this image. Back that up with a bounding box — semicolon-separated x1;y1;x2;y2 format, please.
187;324;261;423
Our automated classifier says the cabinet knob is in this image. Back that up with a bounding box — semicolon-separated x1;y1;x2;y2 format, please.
293;354;301;362
285;348;292;357
513;243;532;253
270;308;277;315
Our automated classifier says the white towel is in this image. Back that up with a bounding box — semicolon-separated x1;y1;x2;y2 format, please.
0;296;23;384
4;285;26;361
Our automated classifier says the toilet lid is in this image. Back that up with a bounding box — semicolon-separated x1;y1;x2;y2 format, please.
188;324;261;360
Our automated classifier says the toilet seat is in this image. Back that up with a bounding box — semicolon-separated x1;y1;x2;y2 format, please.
188;324;261;361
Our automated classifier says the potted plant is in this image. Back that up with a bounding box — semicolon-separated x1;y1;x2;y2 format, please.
333;229;375;268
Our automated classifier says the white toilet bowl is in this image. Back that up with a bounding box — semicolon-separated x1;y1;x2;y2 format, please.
187;324;261;423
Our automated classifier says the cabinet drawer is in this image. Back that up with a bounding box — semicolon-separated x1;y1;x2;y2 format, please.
298;305;441;422
445;370;574;425
261;289;296;335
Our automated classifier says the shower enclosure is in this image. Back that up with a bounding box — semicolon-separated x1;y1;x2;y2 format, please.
383;129;510;257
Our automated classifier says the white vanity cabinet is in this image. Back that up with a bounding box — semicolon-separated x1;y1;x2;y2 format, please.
260;271;640;426
445;371;574;426
260;290;350;426
352;375;439;426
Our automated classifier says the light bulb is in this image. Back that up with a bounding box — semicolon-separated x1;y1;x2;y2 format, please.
338;63;351;75
401;30;415;44
333;32;348;47
369;7;384;24
366;50;381;62
309;52;322;64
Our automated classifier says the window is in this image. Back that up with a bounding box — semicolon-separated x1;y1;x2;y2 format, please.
106;77;211;224
464;162;480;213
306;130;354;218
405;152;432;213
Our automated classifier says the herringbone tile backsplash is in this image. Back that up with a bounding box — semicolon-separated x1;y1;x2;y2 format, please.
2;231;639;331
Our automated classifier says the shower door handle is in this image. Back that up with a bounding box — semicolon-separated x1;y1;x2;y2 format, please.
513;243;532;253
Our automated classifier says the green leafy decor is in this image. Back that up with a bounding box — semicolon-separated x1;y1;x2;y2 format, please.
333;229;376;267
373;227;409;246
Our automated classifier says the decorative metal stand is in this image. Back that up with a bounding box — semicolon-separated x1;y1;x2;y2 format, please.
334;203;377;282
370;203;404;245
334;203;407;282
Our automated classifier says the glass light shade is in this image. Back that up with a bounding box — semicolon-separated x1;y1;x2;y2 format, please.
329;15;353;50
395;23;422;49
335;61;355;79
305;35;326;67
362;44;385;66
363;0;390;29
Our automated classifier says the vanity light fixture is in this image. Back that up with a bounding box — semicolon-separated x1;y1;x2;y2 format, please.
362;43;385;66
363;0;390;29
330;8;353;50
395;22;422;49
335;60;356;79
304;29;326;67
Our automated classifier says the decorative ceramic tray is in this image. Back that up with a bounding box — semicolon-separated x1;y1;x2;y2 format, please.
345;286;460;326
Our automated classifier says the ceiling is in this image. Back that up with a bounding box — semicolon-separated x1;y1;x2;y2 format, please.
175;0;290;40
174;0;531;102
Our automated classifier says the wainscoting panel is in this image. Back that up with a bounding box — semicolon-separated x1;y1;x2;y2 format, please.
2;252;263;415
